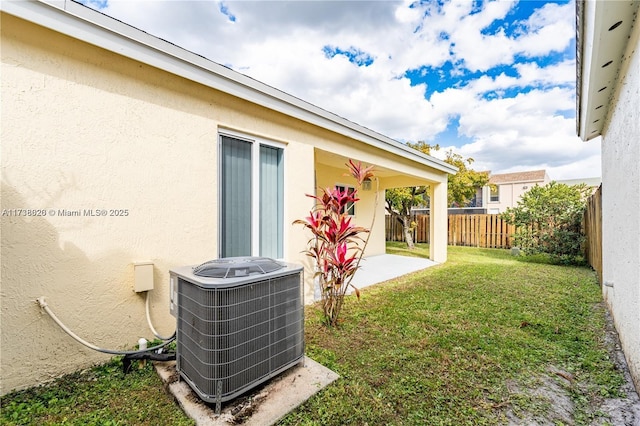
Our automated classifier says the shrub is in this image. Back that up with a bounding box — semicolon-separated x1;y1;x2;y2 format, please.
294;160;375;326
501;182;591;264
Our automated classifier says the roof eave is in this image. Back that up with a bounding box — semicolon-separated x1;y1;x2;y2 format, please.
1;0;457;175
575;0;640;142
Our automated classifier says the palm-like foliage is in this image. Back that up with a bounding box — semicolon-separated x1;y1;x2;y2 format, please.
294;160;375;326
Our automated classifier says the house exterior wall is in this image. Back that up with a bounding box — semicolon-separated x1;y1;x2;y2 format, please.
482;178;549;214
0;13;314;393
314;163;385;257
1;13;450;393
600;17;640;391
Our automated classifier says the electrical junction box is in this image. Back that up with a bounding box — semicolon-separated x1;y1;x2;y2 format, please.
134;262;154;292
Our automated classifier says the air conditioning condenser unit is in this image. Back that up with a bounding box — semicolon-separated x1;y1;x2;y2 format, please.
169;257;304;406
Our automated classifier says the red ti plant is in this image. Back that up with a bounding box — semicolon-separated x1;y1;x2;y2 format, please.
294;160;375;327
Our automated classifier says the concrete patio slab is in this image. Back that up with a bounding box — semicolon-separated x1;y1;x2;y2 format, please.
155;357;338;426
347;254;438;294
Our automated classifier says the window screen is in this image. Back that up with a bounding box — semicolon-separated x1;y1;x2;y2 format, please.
260;145;283;258
220;135;252;257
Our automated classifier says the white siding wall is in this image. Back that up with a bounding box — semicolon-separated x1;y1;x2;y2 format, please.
600;20;640;390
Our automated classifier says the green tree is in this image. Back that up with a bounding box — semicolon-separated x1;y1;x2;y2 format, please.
385;142;489;249
385;186;426;249
501;181;591;264
444;150;490;207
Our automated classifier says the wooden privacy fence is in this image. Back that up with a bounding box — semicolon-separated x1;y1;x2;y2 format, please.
583;185;602;284
386;214;516;249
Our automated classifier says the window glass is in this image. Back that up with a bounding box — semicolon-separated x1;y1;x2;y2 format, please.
220;136;252;257
336;185;355;216
259;145;283;258
490;186;499;202
220;134;283;258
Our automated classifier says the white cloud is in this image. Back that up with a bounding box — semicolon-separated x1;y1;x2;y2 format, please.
515;60;576;86
519;2;575;57
446;1;517;71
83;0;595;179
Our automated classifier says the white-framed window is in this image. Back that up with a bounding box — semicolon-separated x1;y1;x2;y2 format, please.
219;132;284;259
335;185;356;216
490;186;500;202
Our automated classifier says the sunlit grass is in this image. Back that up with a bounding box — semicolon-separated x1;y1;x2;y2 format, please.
1;244;622;425
281;243;623;425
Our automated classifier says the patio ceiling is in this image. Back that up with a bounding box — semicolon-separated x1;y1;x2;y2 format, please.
315;149;448;186
576;0;640;141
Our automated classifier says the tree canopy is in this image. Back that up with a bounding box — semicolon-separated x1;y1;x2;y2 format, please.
385;142;490;248
443;149;490;207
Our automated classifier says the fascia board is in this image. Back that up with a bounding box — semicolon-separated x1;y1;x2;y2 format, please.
576;0;639;141
2;0;457;175
577;0;598;141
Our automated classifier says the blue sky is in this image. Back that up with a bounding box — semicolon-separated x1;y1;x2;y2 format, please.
81;0;600;179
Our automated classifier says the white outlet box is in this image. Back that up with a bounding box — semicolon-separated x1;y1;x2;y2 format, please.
134;262;154;292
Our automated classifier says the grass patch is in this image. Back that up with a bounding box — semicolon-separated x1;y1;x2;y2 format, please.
0;358;194;426
281;243;623;425
1;244;623;425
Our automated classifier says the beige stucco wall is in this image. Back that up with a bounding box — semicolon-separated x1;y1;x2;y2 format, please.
0;13;449;393
0;14;310;393
314;163;384;256
487;183;522;214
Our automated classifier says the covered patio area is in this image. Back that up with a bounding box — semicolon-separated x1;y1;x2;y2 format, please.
313;148;454;265
311;254;438;299
349;254;438;292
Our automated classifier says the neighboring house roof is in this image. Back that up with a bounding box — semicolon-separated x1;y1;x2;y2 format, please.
489;170;548;185
1;0;457;176
556;177;602;187
576;0;640;141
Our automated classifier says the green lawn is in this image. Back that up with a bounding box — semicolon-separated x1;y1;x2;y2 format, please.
0;244;623;425
283;243;623;425
0;358;193;426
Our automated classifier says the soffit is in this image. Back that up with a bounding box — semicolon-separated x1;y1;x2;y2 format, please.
577;0;639;141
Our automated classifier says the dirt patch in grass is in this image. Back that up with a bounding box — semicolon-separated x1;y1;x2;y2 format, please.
588;309;640;425
506;309;640;425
